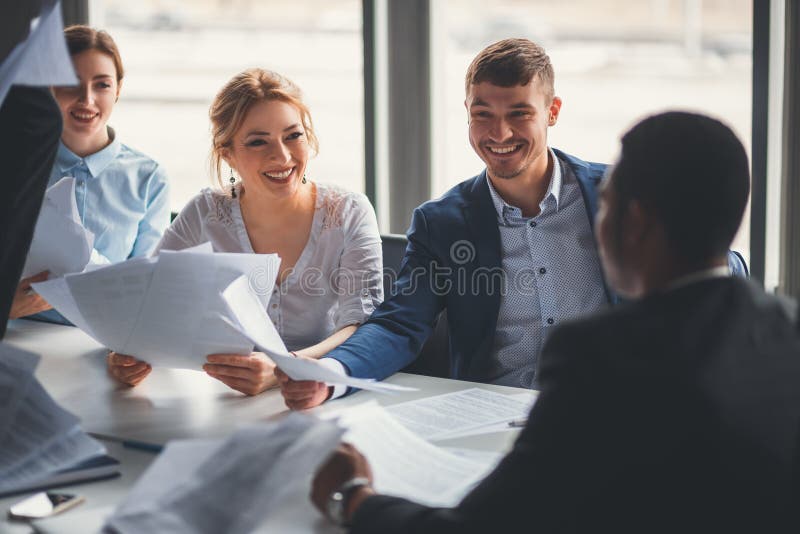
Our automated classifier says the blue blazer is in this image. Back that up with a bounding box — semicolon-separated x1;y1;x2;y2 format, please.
327;149;748;382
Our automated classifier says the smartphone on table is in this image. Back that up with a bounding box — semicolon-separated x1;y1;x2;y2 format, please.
7;492;85;520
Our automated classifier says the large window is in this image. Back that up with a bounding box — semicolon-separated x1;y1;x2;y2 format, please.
93;0;364;212
432;0;752;263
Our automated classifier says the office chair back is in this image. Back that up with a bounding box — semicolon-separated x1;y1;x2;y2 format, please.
380;234;450;378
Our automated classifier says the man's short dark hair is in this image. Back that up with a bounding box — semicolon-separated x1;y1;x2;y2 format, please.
612;111;750;263
465;38;554;100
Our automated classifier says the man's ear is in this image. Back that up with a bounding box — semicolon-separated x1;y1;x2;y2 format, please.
625;199;656;247
547;96;562;126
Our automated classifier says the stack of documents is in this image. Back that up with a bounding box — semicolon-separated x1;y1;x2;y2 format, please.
31;244;281;370
22;177;95;279
105;414;344;534
0;343;117;497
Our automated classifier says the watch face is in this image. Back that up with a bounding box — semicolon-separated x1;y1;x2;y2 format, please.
327;490;346;526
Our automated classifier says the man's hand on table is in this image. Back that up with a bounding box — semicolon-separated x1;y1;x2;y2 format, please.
275;366;332;410
312;443;376;524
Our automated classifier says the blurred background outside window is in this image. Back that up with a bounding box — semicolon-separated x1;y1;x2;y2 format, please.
92;0;364;212
432;0;752;263
92;0;752;263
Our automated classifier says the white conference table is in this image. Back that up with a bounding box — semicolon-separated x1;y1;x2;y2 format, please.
1;319;532;533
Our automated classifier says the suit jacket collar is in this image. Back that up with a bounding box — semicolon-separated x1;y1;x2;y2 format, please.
463;169;503;272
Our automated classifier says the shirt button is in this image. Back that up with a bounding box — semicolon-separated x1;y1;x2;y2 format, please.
539;267;546;275
547;317;554;325
271;303;278;309
529;221;537;228
361;289;370;297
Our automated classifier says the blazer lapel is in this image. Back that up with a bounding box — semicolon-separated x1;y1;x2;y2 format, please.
460;171;503;379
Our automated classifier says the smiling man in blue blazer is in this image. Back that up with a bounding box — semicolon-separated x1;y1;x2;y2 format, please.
277;38;747;409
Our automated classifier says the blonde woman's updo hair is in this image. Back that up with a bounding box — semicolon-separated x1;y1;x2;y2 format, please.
209;68;319;188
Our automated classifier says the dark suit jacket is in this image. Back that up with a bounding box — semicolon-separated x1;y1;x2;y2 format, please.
326;149;748;383
0;86;62;338
351;277;800;534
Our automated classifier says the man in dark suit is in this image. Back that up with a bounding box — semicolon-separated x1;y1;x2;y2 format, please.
309;111;800;533
277;39;747;409
0;1;66;339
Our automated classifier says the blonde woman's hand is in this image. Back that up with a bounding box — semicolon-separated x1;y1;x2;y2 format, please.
107;351;152;386
203;352;277;396
9;271;52;319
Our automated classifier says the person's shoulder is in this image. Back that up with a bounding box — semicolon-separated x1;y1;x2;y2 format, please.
538;301;650;386
315;182;377;232
544;306;622;356
552;148;608;182
174;187;230;220
731;277;799;331
316;182;373;214
116;142;162;177
416;172;484;219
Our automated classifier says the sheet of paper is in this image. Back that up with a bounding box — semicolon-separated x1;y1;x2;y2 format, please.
30;276;95;336
121;250;279;368
0;344;40;438
425;391;540;440
22;177;94;279
385;388;533;441
0;1;77;105
107;414;344;534
337;402;494;507
441;447;505;467
0;343;107;495
64;258;156;352
222;276;417;394
0;426;106;494
31;248;280;372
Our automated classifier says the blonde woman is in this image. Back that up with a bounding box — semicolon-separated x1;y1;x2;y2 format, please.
107;69;383;396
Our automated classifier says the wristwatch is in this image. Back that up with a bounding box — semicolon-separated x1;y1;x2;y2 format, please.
327;476;371;526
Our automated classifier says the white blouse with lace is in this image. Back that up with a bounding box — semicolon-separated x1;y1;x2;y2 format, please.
156;183;383;351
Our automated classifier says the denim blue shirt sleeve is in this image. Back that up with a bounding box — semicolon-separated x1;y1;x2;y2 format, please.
48;128;171;263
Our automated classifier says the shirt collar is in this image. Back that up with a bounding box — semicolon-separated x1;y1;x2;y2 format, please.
55;127;121;178
666;265;731;292
486;147;562;224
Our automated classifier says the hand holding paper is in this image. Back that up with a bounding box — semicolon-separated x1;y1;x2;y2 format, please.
32;245;280;371
221;276;417;394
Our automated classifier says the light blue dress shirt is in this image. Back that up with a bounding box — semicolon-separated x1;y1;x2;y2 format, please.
32;128;170;325
48;127;170;263
485;149;607;388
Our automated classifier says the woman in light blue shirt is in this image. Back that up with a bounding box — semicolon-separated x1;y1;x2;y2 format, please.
10;25;170;321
